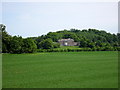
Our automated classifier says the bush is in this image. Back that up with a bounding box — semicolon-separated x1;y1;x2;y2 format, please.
53;42;60;48
22;38;37;53
116;47;120;51
38;38;54;49
37;46;118;52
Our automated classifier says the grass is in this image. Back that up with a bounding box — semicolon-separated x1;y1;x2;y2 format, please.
2;51;118;88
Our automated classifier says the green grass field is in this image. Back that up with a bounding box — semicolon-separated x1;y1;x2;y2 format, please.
2;51;118;88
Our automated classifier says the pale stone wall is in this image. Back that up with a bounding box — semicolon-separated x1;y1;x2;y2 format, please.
58;38;79;46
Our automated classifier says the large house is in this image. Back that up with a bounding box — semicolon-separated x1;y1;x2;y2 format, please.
58;38;79;46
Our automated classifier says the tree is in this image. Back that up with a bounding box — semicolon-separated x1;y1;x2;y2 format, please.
9;36;23;53
63;32;79;42
1;24;12;53
0;24;6;32
38;38;54;49
79;39;88;47
88;42;95;48
117;33;120;46
53;42;60;48
22;38;37;53
1;24;119;52
46;32;59;42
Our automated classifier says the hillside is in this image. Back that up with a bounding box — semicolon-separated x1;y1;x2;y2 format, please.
30;28;120;50
1;24;120;53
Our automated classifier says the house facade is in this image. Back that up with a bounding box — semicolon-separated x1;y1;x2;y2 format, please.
58;38;79;46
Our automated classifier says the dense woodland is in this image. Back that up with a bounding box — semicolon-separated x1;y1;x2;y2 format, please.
0;24;120;53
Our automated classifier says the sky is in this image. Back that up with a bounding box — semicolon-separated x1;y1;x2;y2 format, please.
2;1;118;37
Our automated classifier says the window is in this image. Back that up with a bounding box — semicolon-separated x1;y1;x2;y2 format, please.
65;42;68;46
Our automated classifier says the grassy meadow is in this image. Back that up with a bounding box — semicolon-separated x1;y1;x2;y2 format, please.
2;51;118;88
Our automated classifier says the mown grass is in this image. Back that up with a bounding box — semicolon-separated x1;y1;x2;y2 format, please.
2;51;118;88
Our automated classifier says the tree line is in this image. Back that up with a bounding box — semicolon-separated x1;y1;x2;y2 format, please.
0;24;120;53
31;28;120;51
1;24;37;53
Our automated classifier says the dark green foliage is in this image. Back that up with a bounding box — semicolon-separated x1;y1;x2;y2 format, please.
1;24;37;53
9;36;23;53
46;32;60;42
1;24;12;53
79;38;88;47
33;28;119;51
1;24;120;52
22;38;37;53
8;37;37;54
117;33;120;45
53;42;60;48
35;28;120;52
88;42;95;48
38;38;54;49
37;47;93;52
62;32;79;42
18;28;120;52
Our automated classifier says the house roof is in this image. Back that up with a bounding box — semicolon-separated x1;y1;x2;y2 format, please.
58;38;74;42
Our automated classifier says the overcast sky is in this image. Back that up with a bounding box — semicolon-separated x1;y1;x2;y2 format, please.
2;2;118;37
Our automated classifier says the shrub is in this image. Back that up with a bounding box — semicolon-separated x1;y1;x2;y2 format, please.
38;38;54;49
53;42;60;48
